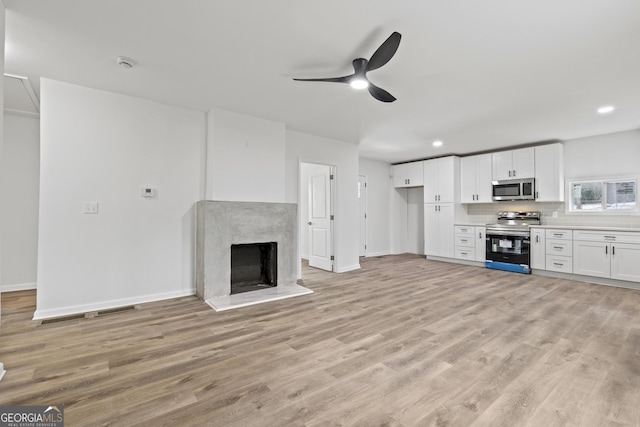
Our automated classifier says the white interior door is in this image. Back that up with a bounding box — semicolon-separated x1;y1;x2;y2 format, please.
308;165;333;271
358;175;367;257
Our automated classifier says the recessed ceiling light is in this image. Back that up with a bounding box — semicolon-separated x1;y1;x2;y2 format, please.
432;140;443;147
597;105;615;114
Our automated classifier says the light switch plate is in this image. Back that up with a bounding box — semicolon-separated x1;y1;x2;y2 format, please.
83;201;99;214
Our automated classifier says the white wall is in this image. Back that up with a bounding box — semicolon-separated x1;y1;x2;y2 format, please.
390;188;408;254
285;130;360;273
35;79;205;319
358;158;393;256
206;108;285;203
1;114;39;291
406;188;424;255
564;129;640;178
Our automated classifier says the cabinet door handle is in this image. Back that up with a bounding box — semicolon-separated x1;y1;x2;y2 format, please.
605;246;608;255
553;246;563;250
553;233;563;237
434;195;437;202
479;232;482;239
434;205;438;212
438;205;441;212
612;246;615;255
513;170;516;177
604;235;616;240
536;191;539;199
553;262;564;266
535;235;539;243
508;170;512;177
461;239;468;243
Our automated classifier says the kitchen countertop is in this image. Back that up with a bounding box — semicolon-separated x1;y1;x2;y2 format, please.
529;224;640;232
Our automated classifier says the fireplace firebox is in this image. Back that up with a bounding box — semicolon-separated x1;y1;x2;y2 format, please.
230;242;277;294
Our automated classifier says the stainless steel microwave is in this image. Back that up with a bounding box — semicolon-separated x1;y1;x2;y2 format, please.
492;178;535;201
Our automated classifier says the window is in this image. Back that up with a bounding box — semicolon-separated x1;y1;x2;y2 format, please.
569;178;637;212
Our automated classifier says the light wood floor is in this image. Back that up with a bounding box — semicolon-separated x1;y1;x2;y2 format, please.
2;255;640;426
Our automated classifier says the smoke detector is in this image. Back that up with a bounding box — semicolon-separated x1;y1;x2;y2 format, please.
116;56;135;69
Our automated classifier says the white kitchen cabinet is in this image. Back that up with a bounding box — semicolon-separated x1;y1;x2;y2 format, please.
530;228;546;270
573;240;611;278
610;243;640;282
454;225;486;262
424;156;459;203
475;226;486;262
393;161;424;188
425;203;454;258
492;147;535;180
460;154;492;203
573;231;640;281
545;229;572;273
534;143;564;202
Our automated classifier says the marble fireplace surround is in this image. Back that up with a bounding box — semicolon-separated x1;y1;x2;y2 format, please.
196;200;299;300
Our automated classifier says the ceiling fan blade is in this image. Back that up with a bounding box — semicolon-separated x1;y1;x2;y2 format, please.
292;75;351;84
366;32;401;72
368;83;396;103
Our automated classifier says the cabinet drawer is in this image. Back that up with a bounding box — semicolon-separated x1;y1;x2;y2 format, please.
546;255;573;273
545;229;573;240
455;247;476;260
546;240;573;256
455;225;475;234
455;235;475;248
573;230;640;244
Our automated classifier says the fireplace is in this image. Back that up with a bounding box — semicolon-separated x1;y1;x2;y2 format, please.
195;201;298;299
231;242;277;294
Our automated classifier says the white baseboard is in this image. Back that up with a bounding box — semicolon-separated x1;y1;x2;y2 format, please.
364;251;392;257
32;288;196;320
335;264;361;273
1;282;37;293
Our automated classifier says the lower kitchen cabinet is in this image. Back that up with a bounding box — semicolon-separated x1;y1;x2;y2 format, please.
454;225;486;262
545;229;572;273
530;228;546;269
425;203;454;258
573;230;640;282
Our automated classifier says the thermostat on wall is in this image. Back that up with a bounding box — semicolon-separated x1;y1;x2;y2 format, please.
141;188;156;198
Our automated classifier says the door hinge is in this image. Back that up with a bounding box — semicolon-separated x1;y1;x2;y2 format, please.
330;174;334;180
364;213;367;219
365;245;367;249
330;215;334;220
330;255;335;261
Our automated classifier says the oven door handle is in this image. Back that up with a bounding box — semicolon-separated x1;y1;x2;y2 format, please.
486;230;530;238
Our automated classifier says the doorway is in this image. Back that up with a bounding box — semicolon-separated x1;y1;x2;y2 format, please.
300;162;334;272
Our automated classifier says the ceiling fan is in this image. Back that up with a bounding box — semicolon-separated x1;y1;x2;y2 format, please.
293;31;402;103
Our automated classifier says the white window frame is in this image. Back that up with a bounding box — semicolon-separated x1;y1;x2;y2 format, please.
566;176;638;214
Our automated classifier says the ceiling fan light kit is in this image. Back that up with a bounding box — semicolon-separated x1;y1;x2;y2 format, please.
293;32;401;102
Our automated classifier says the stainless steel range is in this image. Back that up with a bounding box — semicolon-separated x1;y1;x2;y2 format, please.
485;211;541;274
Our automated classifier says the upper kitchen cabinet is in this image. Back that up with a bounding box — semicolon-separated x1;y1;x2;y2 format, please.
393;161;424;188
492;147;535;180
424;156;460;203
460;153;492;203
534;143;564;202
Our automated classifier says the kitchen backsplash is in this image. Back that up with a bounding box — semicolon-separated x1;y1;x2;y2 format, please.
464;201;640;228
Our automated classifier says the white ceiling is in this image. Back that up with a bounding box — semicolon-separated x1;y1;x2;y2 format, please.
5;0;640;163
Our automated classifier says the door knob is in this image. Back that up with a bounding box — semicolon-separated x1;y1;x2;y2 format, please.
307;221;312;225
